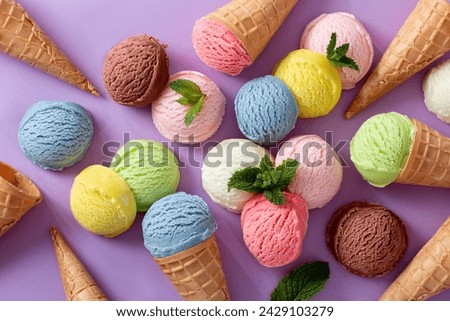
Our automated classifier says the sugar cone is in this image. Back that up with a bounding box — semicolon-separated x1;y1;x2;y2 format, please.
0;161;41;237
51;227;108;301
380;216;450;301
396;119;450;188
0;0;99;95
154;235;230;301
345;0;450;119
207;0;298;61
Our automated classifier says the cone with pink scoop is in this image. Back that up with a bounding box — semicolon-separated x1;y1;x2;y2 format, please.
0;161;41;237
0;0;98;95
51;227;108;301
380;216;450;301
345;0;450;119
192;0;298;75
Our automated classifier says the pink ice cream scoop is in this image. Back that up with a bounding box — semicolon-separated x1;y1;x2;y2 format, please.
192;19;251;76
241;192;308;268
152;71;225;144
276;135;343;209
300;12;374;90
192;0;298;76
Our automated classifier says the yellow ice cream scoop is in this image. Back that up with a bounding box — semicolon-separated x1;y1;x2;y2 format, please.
70;165;137;238
274;49;342;118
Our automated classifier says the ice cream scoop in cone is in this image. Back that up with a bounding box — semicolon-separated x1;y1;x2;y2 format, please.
396;118;450;188
143;192;230;301
51;227;108;301
0;0;99;95
0;161;41;237
350;112;450;188
154;235;230;301
345;0;450;119
193;0;298;75
380;216;450;301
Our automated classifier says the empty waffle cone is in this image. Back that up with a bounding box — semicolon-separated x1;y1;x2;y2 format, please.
0;161;41;237
51;227;108;301
380;216;450;301
345;0;450;119
207;0;298;62
396;119;450;188
0;0;98;95
154;235;230;301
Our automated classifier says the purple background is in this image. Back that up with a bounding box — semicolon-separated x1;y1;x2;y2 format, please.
0;0;449;301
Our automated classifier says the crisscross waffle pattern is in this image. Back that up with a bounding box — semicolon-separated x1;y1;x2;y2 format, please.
0;161;41;237
396;119;450;187
208;0;298;61
154;235;230;301
51;227;108;301
0;0;98;95
346;0;450;118
380;217;450;301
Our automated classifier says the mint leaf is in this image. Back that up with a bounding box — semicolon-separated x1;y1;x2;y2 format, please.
271;261;330;301
326;32;336;58
184;95;204;126
339;56;359;71
169;79;203;103
275;158;300;190
264;189;285;205
335;43;349;58
170;79;206;127
228;167;263;193
326;33;360;71
176;97;190;106
259;154;274;173
227;156;299;206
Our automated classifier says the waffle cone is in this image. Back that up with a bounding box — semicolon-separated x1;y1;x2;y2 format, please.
51;227;108;301
154;235;230;301
0;0;98;95
207;0;298;61
396;119;450;188
0;161;41;237
345;0;450;119
380;216;450;301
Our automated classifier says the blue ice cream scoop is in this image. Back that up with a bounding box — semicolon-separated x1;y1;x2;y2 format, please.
142;192;217;258
235;75;298;145
18;101;94;171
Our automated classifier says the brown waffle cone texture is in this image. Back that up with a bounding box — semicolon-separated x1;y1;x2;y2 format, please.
396;119;450;188
379;216;450;301
154;235;230;301
345;0;450;119
0;0;98;95
0;161;41;238
207;0;298;61
51;227;108;301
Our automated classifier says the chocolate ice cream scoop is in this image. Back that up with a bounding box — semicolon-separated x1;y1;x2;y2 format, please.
326;201;407;278
103;35;169;107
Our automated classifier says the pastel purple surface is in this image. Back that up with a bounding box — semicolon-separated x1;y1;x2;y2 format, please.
0;0;449;301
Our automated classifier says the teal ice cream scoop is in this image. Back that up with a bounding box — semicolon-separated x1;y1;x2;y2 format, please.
18;101;94;171
235;75;298;145
142;192;217;258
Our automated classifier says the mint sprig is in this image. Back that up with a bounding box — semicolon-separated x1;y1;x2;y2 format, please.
227;155;299;205
271;261;330;301
326;33;359;71
169;79;206;127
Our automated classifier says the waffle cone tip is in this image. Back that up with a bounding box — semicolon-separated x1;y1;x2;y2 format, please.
344;0;450;119
0;0;99;96
51;227;108;301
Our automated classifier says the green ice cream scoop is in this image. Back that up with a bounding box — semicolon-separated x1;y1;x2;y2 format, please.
350;112;415;187
110;139;180;211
